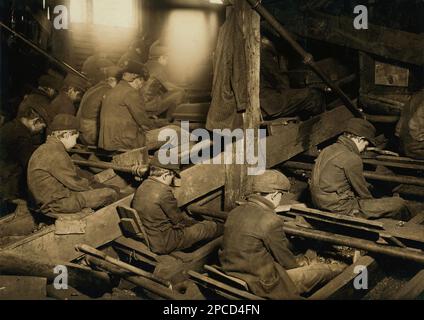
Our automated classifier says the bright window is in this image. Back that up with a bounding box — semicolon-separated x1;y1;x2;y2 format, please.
92;0;135;28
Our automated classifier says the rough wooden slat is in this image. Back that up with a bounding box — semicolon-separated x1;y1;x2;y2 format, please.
176;106;353;206
267;106;353;168
392;269;424;300
188;270;264;300
310;256;379;300
409;213;424;225
0;276;47;300
2;196;133;262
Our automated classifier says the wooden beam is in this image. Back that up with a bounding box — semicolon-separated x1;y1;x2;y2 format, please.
271;10;424;66
310;256;380;300
2;196;131;262
392;269;424;300
175;106;353;206
390;213;424;300
0;276;47;300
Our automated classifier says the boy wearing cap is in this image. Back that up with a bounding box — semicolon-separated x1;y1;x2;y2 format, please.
82;51;115;85
48;74;90;121
219;170;344;300
132;155;222;255
27;114;119;216
0;105;49;203
99;60;183;152
77;66;122;146
144;41;188;121
118;38;149;69
310;118;410;220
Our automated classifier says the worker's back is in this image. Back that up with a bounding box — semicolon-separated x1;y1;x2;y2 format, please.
219;195;299;299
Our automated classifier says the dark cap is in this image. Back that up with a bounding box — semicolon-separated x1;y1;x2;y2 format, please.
150;151;181;177
49;114;80;132
252;170;291;194
38;74;63;91
122;60;150;81
18;95;51;124
345;118;377;146
31;104;51;125
103;65;123;78
63;74;91;92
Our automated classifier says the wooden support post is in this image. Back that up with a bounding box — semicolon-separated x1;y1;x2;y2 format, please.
224;0;261;210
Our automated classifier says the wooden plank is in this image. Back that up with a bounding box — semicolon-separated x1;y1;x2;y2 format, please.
390;212;424;300
310;256;379;300
273;10;424;66
290;205;385;230
392;269;424;300
175;106;353;206
266;106;353;168
188;270;264;300
0;276;47;300
409;213;424;225
2;196;133;263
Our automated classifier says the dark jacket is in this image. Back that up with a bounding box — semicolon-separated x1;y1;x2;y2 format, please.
77;82;112;145
0;120;37;199
206;3;248;131
132;178;194;254
310;135;373;214
260;41;290;92
98;80;164;151
399;91;424;159
219;195;300;300
48;91;76;120
27;137;92;209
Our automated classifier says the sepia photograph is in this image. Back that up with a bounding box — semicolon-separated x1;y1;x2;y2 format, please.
0;0;423;307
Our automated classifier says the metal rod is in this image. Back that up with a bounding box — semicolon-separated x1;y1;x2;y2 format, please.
283;161;424;187
0;22;89;81
190;208;424;265
72;159;148;175
245;0;365;119
283;225;424;265
362;159;424;171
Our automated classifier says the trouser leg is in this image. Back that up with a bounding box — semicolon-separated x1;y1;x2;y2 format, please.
44;188;118;214
358;197;411;220
260;88;324;119
174;221;218;252
145;90;186;120
286;263;345;295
